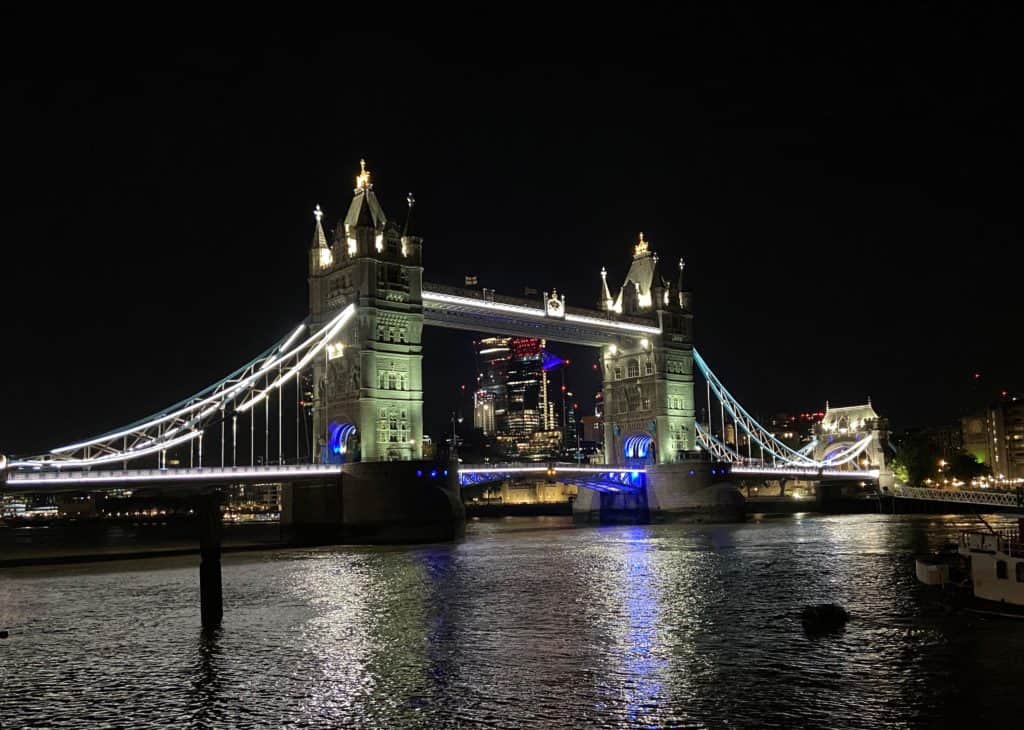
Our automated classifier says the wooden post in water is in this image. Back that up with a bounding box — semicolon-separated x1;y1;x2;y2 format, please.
198;490;223;629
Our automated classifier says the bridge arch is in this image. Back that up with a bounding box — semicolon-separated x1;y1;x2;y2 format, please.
325;422;359;464
623;433;655;463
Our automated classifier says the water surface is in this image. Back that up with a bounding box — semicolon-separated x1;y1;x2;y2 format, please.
2;514;1021;728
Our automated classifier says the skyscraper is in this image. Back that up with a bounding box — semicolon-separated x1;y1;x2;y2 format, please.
474;337;511;436
506;338;544;439
473;336;566;459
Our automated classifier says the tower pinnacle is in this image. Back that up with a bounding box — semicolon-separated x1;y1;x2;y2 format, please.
634;232;649;258
599;267;614;311
312;203;331;268
355;158;372;192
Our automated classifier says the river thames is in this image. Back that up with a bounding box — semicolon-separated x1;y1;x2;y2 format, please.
2;513;1022;728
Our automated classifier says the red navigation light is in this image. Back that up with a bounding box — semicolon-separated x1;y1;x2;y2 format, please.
973;373;981;380
561;385;566;392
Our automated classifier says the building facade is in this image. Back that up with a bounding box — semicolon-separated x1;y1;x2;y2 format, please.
599;234;695;465
308;161;425;462
812;402;889;470
963;394;1024;481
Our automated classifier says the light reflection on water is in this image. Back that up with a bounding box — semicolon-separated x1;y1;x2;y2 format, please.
1;514;1023;728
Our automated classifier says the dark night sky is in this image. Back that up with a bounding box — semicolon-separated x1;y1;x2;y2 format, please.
2;13;1021;456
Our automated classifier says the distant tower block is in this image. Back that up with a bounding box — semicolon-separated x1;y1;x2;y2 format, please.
308;160;425;462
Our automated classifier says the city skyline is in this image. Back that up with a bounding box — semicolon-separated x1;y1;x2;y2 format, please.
3;20;1021;455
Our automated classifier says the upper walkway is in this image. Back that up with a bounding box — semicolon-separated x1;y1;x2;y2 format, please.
422;282;661;346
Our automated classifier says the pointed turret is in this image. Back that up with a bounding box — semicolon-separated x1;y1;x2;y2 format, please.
612;232;663;314
311;204;333;271
599;267;614;311
345;158;387;231
402;192;415;237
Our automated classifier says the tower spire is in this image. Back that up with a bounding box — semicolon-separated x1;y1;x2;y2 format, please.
312;204;332;269
599;267;614;311
355;158;372;192
633;232;649;258
345;159;387;230
403;191;415;237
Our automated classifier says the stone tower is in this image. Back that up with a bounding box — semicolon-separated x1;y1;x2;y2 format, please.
599;233;695;466
308;161;424;462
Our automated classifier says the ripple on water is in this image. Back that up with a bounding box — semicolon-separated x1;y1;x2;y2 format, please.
1;514;1023;728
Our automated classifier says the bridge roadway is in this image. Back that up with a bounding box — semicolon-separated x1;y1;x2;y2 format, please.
2;461;881;495
729;465;881;481
1;463;648;494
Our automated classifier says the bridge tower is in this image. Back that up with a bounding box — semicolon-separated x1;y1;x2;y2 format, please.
308;161;424;462
600;234;695;466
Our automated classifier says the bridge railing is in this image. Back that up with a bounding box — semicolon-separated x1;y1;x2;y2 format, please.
889;485;1024;508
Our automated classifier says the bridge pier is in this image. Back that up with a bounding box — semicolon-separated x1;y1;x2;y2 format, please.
282;460;464;545
570;460;746;524
196;491;223;629
645;460;745;522
572;487;650;525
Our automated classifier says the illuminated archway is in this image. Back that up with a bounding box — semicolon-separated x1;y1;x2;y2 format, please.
623;433;654;460
325;422;358;463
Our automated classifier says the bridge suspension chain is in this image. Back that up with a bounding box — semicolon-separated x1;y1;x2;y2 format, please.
10;304;356;469
692;349;881;470
692;349;818;467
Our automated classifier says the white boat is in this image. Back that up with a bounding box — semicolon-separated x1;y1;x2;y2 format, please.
956;525;1024;616
915;518;1024;617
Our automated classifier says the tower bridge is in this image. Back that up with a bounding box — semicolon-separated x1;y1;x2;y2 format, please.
3;160;893;532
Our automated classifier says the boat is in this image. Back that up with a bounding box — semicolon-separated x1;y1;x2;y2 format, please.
916;517;1024;618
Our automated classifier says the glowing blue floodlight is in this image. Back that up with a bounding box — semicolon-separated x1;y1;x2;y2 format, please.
542;351;566;371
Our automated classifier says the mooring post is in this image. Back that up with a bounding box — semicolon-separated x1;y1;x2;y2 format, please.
198;490;223;629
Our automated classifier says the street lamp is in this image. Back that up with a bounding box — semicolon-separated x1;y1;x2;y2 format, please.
451;411;464;461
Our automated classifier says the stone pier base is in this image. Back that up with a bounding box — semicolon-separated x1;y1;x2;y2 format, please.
572;487;650;524
572;460;746;524
282;460;465;545
646;461;746;523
